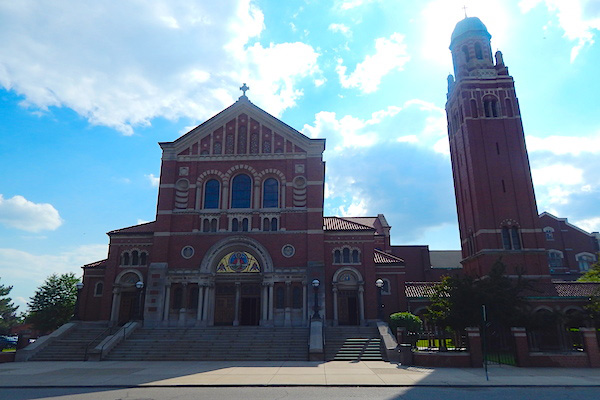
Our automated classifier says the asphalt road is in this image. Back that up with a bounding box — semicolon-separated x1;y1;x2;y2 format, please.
2;387;599;400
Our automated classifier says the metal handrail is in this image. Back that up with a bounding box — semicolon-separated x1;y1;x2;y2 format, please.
83;325;117;361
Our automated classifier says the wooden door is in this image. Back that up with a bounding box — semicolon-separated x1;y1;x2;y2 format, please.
118;292;136;325
214;284;236;325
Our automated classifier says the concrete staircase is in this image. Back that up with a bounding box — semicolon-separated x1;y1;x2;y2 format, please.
105;326;310;361
30;322;111;361
325;326;386;361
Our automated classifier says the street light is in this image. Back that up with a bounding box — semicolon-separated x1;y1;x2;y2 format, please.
135;281;144;321
312;279;320;319
376;278;384;320
71;282;84;321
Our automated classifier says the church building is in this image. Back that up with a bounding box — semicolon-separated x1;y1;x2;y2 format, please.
78;17;598;332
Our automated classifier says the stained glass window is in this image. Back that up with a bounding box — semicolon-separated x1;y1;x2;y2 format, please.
231;174;251;208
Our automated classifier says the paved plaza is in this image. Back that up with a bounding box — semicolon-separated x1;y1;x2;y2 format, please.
0;361;598;387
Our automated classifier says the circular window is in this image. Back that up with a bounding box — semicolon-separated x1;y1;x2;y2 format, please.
293;176;306;189
181;246;195;259
281;244;295;258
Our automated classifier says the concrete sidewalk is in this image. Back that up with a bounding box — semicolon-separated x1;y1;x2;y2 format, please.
0;361;598;387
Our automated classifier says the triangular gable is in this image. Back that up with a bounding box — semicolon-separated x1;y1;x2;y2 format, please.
160;97;325;158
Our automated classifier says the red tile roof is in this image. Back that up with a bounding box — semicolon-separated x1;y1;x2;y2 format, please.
108;221;156;235
374;249;405;265
83;259;107;269
405;282;438;298
323;217;375;231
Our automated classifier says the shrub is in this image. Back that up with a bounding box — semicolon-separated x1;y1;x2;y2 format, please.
389;312;423;334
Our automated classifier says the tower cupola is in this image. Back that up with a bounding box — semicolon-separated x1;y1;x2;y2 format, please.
449;17;496;81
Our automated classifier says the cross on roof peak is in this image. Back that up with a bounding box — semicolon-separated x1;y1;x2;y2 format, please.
239;83;250;99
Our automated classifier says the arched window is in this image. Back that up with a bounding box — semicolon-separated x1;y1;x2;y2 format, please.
576;253;595;272
122;252;130;265
140;252;147;265
474;42;483;59
334;250;341;264
484;97;498;118
203;219;210;232
543;227;554;241
173;287;183;310
232;218;239;232
204;179;220;209
210;219;218;232
502;226;521;250
263;178;279;208
352;249;360;263
131;250;139;265
548;250;564;268
462;45;470;62
94;282;104;297
263;218;270;231
343;248;350;263
271;218;278;231
231;174;252;208
242;218;249;232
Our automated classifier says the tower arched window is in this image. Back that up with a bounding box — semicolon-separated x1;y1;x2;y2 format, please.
474;42;483;59
232;218;239;232
352;249;360;263
484;97;499;118
122;252;130;266
501;226;522;250
470;99;478;118
263;178;279;208
204;179;220;209
131;250;139;265
140;252;147;265
334;250;341;264
462;45;470;62
231;174;252;208
343;248;350;263
242;218;249;232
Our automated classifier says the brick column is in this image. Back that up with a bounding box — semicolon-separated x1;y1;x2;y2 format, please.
510;327;530;367
466;327;483;367
580;327;600;368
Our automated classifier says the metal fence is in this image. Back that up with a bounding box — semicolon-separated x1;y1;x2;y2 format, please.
410;329;468;352
527;327;584;352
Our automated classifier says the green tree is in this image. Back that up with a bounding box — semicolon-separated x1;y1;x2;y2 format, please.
0;278;20;335
425;260;530;331
26;273;80;333
389;312;423;334
578;254;600;282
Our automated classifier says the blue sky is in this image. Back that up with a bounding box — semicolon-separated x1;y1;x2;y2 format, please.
1;0;599;312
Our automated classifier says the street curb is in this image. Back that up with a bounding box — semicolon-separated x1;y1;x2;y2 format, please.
2;384;600;389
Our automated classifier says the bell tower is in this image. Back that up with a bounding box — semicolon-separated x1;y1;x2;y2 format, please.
446;17;548;278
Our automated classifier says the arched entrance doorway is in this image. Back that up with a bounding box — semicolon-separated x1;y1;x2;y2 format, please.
332;267;365;326
110;270;143;325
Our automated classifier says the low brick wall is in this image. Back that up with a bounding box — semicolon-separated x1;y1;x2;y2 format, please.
527;352;589;368
413;351;472;368
0;352;15;363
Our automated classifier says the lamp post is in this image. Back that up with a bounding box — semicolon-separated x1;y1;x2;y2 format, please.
135;281;144;321
71;282;84;321
312;279;320;319
375;278;384;321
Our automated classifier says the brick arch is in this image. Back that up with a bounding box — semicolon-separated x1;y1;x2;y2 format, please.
223;164;259;184
196;169;226;186
257;168;287;185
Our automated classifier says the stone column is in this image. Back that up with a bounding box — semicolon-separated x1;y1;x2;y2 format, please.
196;285;205;324
580;327;600;367
268;283;274;322
510;327;530;367
466;327;483;367
208;284;216;326
284;281;292;327
178;282;188;327
358;285;365;326
233;282;241;326
332;286;339;326
202;284;211;325
261;283;268;325
302;282;307;326
162;284;171;325
110;288;121;325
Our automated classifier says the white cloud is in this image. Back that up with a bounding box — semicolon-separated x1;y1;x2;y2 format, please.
526;134;600;155
339;197;369;217
0;244;107;309
0;1;320;134
336;0;379;10
0;194;63;232
336;33;410;93
519;0;600;62
146;174;160;187
531;164;584;186
574;217;600;233
329;23;352;37
397;135;419;143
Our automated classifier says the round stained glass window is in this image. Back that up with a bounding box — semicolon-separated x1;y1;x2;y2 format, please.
181;246;194;259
